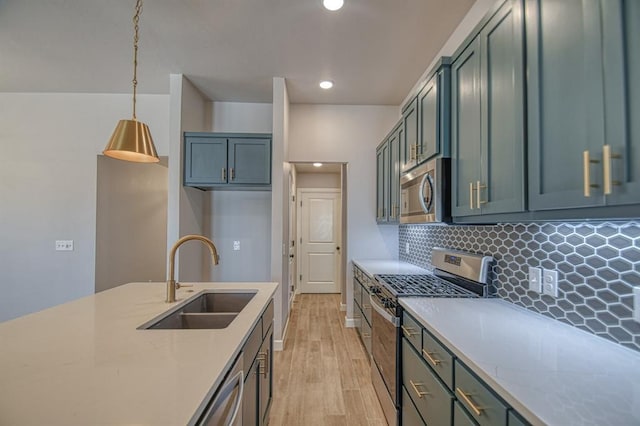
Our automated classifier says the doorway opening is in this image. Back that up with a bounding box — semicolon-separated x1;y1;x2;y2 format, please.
289;163;347;307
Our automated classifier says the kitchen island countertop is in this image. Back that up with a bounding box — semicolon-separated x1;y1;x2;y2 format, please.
0;281;278;425
401;297;640;426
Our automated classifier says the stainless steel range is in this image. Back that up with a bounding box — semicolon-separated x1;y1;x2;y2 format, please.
369;248;493;426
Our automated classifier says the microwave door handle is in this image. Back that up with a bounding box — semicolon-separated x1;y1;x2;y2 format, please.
418;173;430;213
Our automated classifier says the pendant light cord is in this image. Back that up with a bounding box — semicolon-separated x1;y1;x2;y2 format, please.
132;0;143;120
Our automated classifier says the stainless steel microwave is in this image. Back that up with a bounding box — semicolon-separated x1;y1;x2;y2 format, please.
400;157;450;223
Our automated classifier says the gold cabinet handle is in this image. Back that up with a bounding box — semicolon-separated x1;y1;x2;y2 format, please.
257;350;268;378
421;348;441;366
222;168;227;181
469;182;475;209
230;167;235;181
401;325;418;337
409;380;430;398
415;143;421;161
456;387;483;416
362;333;371;338
603;145;622;195
476;181;487;206
583;150;600;197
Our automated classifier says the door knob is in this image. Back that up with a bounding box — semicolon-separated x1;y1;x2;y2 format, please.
336;246;341;251
289;254;294;258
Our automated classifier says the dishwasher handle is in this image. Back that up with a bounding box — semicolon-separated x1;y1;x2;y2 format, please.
370;294;399;327
226;370;244;426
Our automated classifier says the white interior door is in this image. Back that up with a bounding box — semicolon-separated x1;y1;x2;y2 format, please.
288;172;296;309
298;189;341;293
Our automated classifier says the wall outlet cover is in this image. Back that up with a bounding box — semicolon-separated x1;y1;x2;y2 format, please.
405;242;410;254
543;269;558;298
233;241;240;251
55;240;73;251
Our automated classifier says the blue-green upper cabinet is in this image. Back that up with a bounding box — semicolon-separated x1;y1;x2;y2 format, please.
452;0;525;219
451;38;482;218
600;0;640;207
401;97;419;172
376;140;390;222
227;138;271;185
526;0;607;210
389;123;402;222
418;60;452;164
184;135;227;185
184;133;272;190
479;0;525;215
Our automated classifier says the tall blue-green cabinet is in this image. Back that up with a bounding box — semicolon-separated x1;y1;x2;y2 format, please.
452;0;525;219
527;0;640;210
376;122;402;223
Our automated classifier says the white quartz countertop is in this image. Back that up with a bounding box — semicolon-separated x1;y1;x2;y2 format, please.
400;298;640;426
0;281;278;425
353;259;428;277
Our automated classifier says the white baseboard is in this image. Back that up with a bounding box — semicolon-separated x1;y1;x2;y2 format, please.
274;314;291;352
345;316;356;328
340;303;347;312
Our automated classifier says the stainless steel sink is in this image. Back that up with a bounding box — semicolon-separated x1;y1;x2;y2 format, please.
139;290;256;330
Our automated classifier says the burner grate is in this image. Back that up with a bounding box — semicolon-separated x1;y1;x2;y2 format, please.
375;274;479;298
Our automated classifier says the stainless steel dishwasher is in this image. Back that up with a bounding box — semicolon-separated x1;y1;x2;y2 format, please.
189;353;244;426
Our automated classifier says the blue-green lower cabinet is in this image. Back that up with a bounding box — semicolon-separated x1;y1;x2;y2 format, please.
401;311;531;425
184;133;271;190
452;0;526;220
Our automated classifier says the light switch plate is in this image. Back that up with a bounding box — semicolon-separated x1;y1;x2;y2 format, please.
233;241;240;251
633;287;640;323
543;269;558;298
528;266;542;293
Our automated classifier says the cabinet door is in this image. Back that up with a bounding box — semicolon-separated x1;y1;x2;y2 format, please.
451;37;482;217
402;97;419;172
258;329;273;426
376;142;389;222
479;0;526;215
389;127;401;222
184;136;227;185
242;360;258;426
418;75;439;162
601;0;640;206
228;138;271;185
526;0;606;210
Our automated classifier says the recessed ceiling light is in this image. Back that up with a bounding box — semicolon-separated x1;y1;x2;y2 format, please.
313;162;323;167
319;80;334;90
323;0;344;11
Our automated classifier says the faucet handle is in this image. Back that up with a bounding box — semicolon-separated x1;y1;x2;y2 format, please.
175;282;193;289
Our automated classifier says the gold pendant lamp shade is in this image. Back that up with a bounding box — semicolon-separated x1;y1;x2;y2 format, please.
104;119;158;162
103;0;159;163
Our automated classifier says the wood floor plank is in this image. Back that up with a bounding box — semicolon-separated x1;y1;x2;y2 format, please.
269;294;387;425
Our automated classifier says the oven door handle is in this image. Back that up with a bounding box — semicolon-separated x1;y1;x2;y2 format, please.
370;294;399;327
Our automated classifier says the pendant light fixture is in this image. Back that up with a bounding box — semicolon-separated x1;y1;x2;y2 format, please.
103;0;159;163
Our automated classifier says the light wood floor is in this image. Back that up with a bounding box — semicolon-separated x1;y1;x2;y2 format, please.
269;294;387;425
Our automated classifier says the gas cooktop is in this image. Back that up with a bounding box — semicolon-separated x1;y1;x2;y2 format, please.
374;273;479;298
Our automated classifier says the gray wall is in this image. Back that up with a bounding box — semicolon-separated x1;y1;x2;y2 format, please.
0;92;169;322
297;172;341;189
399;221;640;352
95;156;168;292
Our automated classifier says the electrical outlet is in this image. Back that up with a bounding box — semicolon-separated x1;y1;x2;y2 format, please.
543;269;558;298
405;242;410;254
233;241;240;251
528;266;542;293
55;240;73;251
633;287;640;323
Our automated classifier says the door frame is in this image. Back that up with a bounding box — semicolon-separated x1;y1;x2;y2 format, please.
296;188;342;294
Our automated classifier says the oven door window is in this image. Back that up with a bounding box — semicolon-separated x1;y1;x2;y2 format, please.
371;305;397;400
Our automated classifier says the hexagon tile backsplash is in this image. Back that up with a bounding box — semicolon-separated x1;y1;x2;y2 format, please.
399;222;640;352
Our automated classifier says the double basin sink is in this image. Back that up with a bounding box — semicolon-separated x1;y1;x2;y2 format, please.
139;290;256;330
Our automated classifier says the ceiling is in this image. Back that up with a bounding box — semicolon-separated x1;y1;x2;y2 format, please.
0;0;474;104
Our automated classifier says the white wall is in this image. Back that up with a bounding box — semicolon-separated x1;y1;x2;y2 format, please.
400;0;497;107
0;92;169;322
296;172;341;188
95;156;168;293
288;104;399;320
168;75;210;282
211;102;272;132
